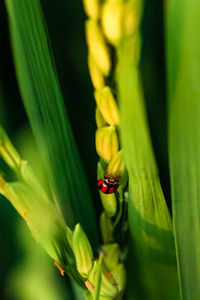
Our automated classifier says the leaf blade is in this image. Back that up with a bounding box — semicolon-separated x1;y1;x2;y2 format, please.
117;41;179;299
166;0;200;298
6;0;99;244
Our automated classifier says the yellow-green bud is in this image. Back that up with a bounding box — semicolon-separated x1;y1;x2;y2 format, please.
72;224;94;277
112;263;126;293
101;243;120;271
88;261;119;298
83;0;99;19
96;108;108;128
100;212;114;243
0;127;21;172
123;1;139;36
85;286;114;300
96;126;119;162
87;261;99;290
95;87;119;126
84;292;112;300
101;267;119;297
106;150;127;187
88;54;105;89
102;0;123;45
86;20;111;75
100;192;117;217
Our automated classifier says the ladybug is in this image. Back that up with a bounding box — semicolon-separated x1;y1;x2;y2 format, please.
98;176;119;194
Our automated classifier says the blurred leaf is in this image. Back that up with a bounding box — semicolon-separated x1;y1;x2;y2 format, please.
117;40;179;299
7;220;74;300
5;0;99;245
166;0;200;298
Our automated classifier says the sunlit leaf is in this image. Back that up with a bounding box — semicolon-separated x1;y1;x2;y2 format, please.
166;0;200;298
117;39;179;299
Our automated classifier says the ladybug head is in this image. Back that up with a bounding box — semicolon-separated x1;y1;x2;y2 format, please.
104;174;119;185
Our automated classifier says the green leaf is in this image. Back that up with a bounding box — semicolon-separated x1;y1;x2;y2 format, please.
117;40;179;298
166;1;200;298
5;0;99;245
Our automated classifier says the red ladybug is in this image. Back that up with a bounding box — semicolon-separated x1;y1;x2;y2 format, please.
98;176;119;194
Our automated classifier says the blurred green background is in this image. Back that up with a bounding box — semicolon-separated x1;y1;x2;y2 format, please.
0;0;168;299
